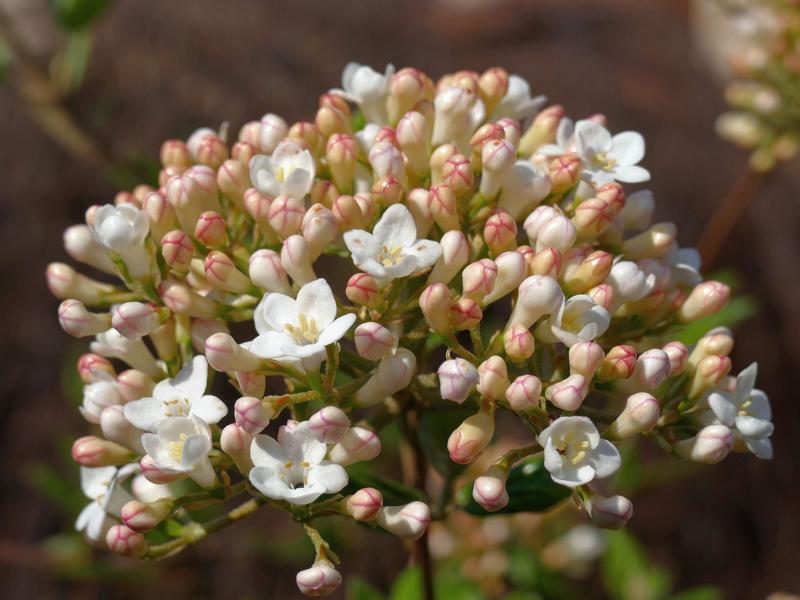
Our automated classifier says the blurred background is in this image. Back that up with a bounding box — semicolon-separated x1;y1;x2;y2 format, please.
0;0;798;598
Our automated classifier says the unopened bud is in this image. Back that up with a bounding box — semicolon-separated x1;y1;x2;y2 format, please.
462;259;497;302
161;230;194;272
428;184;460;231
419;283;452;333
166;165;220;232
472;465;509;512
477;356;510;402
140;454;186;484
484;211;517;256
568;341;605;380
572;198;615;239
106;524;148;557
46;262;113;305
430;144;458;185
78;353;115;383
326;133;358;193
438;358;479;404
677;281;730;323
506;374;542;412
478;67;509;112
406;187;434;236
329;426;381;466
588;495;633;530
63;224;116;273
376;501;431;541
216;159;249;206
346;487;383;521
281;235;316;285
563;250;613;294
302;204;338;261
633;349;671;391
545;374;588;411
450;297;483;330
249;249;291;294
428;230;470;285
346;272;380;307
220;423;254;474
483;251;528;305
58;299;111;338
548;154;581;193
121;499;171;533
204;251;251;294
355;349;416;406
622;222;677;259
688;328;734;369
268;195;305;239
205;332;262;372
520;104;565;154
158;280;218;318
447;410;495;464
71;436;132;467
354;322;396;361
259;113;289;154
111;302;161;340
689;354;732;399
663;341;689;376
606;393;660;439
160;139;191;169
600;345;637;379
507;275;564;329
480;139;516;198
308;406;350;444
503;324;535;362
234;396;272;435
674;425;733;464
441;153;474;197
194;211;229;248
617;189;655;231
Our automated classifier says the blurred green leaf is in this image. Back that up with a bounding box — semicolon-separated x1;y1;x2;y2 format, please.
0;41;11;85
458;456;570;515
346;577;386;600
352;111;367;132
51;31;94;94
602;530;670;600
51;0;112;31
417;407;472;480
670;587;722;600
506;546;576;599
435;566;486;600
389;566;422;600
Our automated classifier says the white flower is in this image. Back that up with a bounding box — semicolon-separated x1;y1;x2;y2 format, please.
344;204;442;283
356;123;381;153
539;416;621;487
666;246;703;287
91;204;151;278
537;117;575;156
537;294;610;347
124;356;227;432
91;329;161;378
76;465;135;542
81;377;124;424
250;139;315;200
491;74;546;122
141;416;217;488
331;62;394;124
249;421;348;505
248;279;356;370
574;120;650;185
706;363;773;459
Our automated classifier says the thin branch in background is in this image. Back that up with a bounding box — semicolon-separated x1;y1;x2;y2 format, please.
697;165;768;268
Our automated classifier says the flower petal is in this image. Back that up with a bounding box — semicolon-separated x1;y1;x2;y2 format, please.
182;433;211;468
170;355;208;402
344;230;381;263
80;465;116;499
590;440;621;479
613;165;651;183
373;204;418;248
282;483;326;505
261;293;298;331
735;363;758;404
191;395;228;425
281;164;313;200
609;131;645;166
745;437;773;460
306;462;348;494
250;155;279;196
708;392;737;426
735;415;774;440
406;239;443;272
296;279;337;330
248;331;297;359
123;397;164;431
249;466;291;499
317;314;357;347
250;434;287;469
575;120;612;157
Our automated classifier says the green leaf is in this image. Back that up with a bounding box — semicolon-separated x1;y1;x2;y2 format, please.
389;566;422;600
435;566;487;600
670;586;722;600
457;456;571;515
51;31;94;94
417;407;473;479
51;0;112;30
347;577;385;600
601;530;670;600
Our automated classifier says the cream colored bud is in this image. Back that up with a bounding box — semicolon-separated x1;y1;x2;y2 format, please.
194;211;229;249
441;153;474;197
71;436;132;467
438;358;480;404
346;272;380;307
354;322;396;361
462;259;497;302
326;133;359;193
447;410;495;464
111;302;162;340
480;139;515;198
355;349;417;407
677;281;730;323
220;423;254;474
46;263;113;305
58;299;111;338
428;230;470;285
249;249;291;294
483;250;527;305
329;426;381;466
281;235;316;285
346;487;383;522
472;464;510;512
406;187;434;236
376;501;431;541
234;396;272;435
568;341;605;380
268;195;305;239
674;425;733;464
503;324;535;362
589;495;633;530
204;332;262;372
520;104;565;154
545;374;588;411
507;275;563;329
622;222;677;259
308;406;350;444
663;341;689;376
419;284;452;333
484;211;517;256
63;224;116;274
605;393;660;440
158;280;217;318
430;144;458;185
428;184;460;231
506;374;542;411
688;355;731;399
477;356;510;402
161;230;194;272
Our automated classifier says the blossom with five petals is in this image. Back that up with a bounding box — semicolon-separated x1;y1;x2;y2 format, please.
91;204;151;278
491;74;546;122
250;139;315;200
331;62;395;124
574;120;650;185
539;416;621;487
536;294;610;347
76;465;135;542
141;416;216;488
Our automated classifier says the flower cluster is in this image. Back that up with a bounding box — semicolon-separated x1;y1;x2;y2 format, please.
49;62;771;596
698;0;800;170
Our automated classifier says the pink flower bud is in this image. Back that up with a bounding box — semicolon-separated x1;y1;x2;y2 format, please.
268;195;305;239
308;406;351;444
46;262;112;305
190;319;229;353
204;251;251;294
503;324;535;362
111;302;161;340
470;123;504;155
589;495;633;530
528;247;561;278
234;396;272;435
606;392;660;439
281;235;316;285
536;214;577;252
259;113;289;154
302;204;338;261
483;250;528;305
477;356;510;402
354;322;396;361
232;141;256;164
617;189;654;230
369;140;405;180
166;165;220;232
332;194;366;231
121;499;171;533
63;224;116;273
496;117;522;147
548;154;581;193
395;112;430;177
677;281;730;323
372;176;405;206
427;230;469;285
484;211;517;256
572;198;614;239
507;275;564;329
462;259;498;302
158;280;218;318
599;345;637;379
58;299;110;338
106;524;148;557
296;561;342;597
376;501;431;541
588;283;615;312
194;211;229;248
346;272;380;307
622;222;677;259
545;374;588;411
689;355;732;399
568;341;605;380
160;231;193;276
520;104;565;154
524;205;560;243
78;353;115;384
506;374;542;412
563;250;613;294
100;405;145;453
406;187;434;236
160;139;191;169
139;191;178;246
248;249;291;294
355;349;417;406
480;139;516;198
216;159;249;206
346;487;383;521
440;155;473;199
447;410;495;464
205;332;263;372
238;121;261;146
674;425;733;464
419;283;452;333
220;423;254;474
438;358;479;404
71;436;131;467
428;184;460;231
329;426;381;466
472;465;509;512
193;134;228;170
663;341;689;376
634;349;671;391
326;133;358;193
478;67;509;111
450;297;483;330
139;455;186;484
316;105;350;138
243;187;273;226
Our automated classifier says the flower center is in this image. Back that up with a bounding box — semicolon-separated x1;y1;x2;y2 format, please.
163;397;191;418
738;397;752;417
284;314;319;344
556;437;591;465
168;433;189;462
379;245;404;267
594;152;617;171
275;166;285;183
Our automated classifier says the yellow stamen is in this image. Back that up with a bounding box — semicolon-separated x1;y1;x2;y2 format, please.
168;433;189;462
163;398;190;417
379;245;404;267
284;313;320;344
595;152;617;171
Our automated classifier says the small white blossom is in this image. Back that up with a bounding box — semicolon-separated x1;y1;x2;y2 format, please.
250;139;315;200
332;62;395;124
76;465;136;542
574;120;650;185
141;416;216;488
537;294;610;347
491;74;546;122
249;421;348;505
91;204;151;278
537;117;576;156
124;356;227;432
81;376;124;424
344;204;442;284
538;416;621;487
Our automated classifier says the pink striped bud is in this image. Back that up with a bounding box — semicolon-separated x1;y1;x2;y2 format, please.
622;222;677;259
288;121;322;157
302;204;338;261
506;374;542;412
316;105;351;138
633;349;671;391
504;324;535;362
220;423;254;474
46;262;112;305
243;188;273;227
217;159;249;206
78;353;115;384
470;123;504;157
71;436;131;467
346;272;380;307
428;230;469;285
483;250;527;305
606;392;660;440
484;211;517;256
160;230;194;272
535;214;577;252
235;371;265;398
355;349;416;406
573;198;614;239
194;211;228;248
204;252;251;294
689;355;732;399
329;426;381;466
419;284;452;333
430;144;458;185
588;495;633;530
472;465;509;512
308;406;351;444
450;297;482;330
545;374;588;411
112;302;161;340
599;345;637;379
523;205;560;242
234;396;272;435
447;410;495;464
389;67;432;120
397;111;431;177
496;117;521;147
190;319;229;353
58;299;110;338
139;455;186;484
205;332;262;372
588;283;615;312
507;275;564;329
441;153;474;197
121;499;171;533
369;140;405;179
249;249;291;294
281;235;316;285
238;121;261;146
462;258;497;302
689;328;735;369
406;187;434;236
478;67;509;112
548;154;581;193
63;224;116;273
568;341;605;380
480;139;515;198
268;195;305;239
438;358;479;404
116;370;154;402
296;561;342;597
520;104;565;154
331;194;364;231
477;356;510;402
428;184;460;231
106;524;148;557
376;501;431;541
354;322;396;361
192;134;228;170
372;176;405;206
166;165;220;232
259;113;289;154
326;133;358;193
346;487;383;522
677;281;730;323
160;139;191;169
674;425;733;464
563;250;613;294
100;405;145;453
663;341;689;376
232;141;256;164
